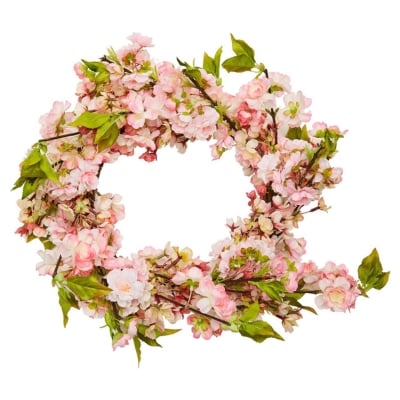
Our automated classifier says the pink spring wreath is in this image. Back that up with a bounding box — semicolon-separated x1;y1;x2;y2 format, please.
14;33;389;362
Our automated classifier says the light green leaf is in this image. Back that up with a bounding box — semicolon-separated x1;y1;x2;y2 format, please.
286;126;309;141
230;34;255;62
155;328;181;337
22;178;45;199
81;60;108;73
12;176;26;191
107;47;121;65
214;46;223;78
133;336;142;366
239;320;284;343
95;70;110;85
58;287;79;327
40;155;60;185
137;332;162;347
284;294;318;315
20;163;45;178
203;52;216;76
95;115;120;141
22;147;42;166
69;112;111;129
250;281;284;302
96;122;120;152
222;55;255;72
104;309;120;337
240;302;260;322
66;275;111;301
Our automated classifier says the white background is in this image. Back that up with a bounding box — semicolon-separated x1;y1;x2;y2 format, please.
1;1;398;399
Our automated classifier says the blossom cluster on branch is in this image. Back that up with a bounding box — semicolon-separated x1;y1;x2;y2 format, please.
14;33;388;363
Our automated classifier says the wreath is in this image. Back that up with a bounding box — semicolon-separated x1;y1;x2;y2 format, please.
14;33;389;363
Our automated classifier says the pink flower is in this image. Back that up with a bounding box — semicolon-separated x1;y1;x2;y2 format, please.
187;315;221;339
316;277;358;312
127;92;147;129
278;91;312;127
106;268;152;309
39;101;74;139
268;72;291;95
127;32;153;49
94;194;125;225
195;276;236;319
36;248;62;276
112;334;132;350
288;187;318;206
315;262;360;312
257;152;281;184
172;266;204;285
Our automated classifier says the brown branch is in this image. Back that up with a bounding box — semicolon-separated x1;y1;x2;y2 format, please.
156;293;231;326
39;131;81;142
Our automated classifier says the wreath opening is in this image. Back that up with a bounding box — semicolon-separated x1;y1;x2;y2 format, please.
13;32;389;364
98;141;251;257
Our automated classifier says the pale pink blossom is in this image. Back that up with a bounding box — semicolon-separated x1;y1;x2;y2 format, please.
39;101;75;139
94;194;125;225
195;276;236;319
106;268;152;309
268;72;291;94
172;266;204;285
187;315;221;339
278;91;312;127
257;152;281;184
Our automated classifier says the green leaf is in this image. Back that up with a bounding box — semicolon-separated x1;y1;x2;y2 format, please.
22;178;45;199
239;320;284;343
284;294;318;315
214;47;223;78
184;68;203;86
230;34;255;62
39;236;55;250
250;281;284;302
240;302;260;322
222;55;255;72
155;328;181;337
81;60;108;73
20;163;45;178
203;52;216;76
22;147;42;166
286;126;309;141
58;287;79;327
137;332;161;347
96;122;120;152
69;112;111;129
104;309;120;337
107;47;121;65
95;70;110;85
133;336;142;366
66;275;111;301
40;155;60;184
358;248;390;292
373;271;390;290
12;176;26;191
203;47;223;78
358;248;381;284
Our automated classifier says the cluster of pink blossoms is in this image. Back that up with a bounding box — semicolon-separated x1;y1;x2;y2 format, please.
15;33;373;356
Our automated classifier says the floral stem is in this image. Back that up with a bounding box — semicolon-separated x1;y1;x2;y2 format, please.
156;293;231;326
183;71;239;132
52;255;62;278
39;131;81;142
299;147;323;186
